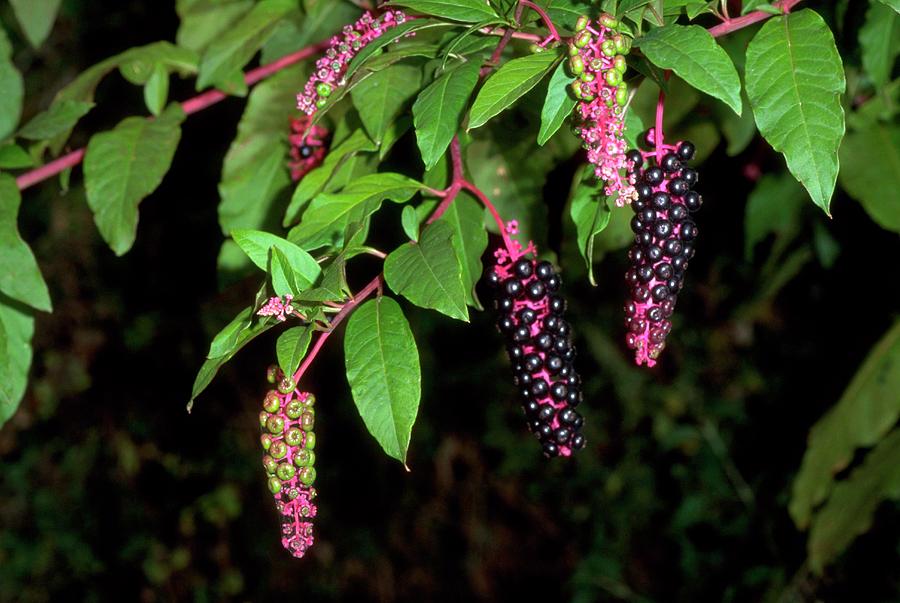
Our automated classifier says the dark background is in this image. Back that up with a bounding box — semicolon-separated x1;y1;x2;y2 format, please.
1;1;898;602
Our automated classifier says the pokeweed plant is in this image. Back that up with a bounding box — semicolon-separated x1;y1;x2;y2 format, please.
1;0;899;569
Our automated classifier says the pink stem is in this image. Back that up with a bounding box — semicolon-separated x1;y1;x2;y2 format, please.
654;85;665;164
519;0;561;42
292;276;381;384
460;180;516;254
479;27;543;43
426;136;465;224
15;40;329;192
708;0;802;37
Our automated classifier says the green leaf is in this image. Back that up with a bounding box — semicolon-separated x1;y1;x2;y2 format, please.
538;61;576;145
344;19;446;83
438;194;488;308
0;175;52;313
9;0;61;48
0;144;34;169
838;122;900;234
412;60;481;169
351;62;423;144
569;171;611;286
536;0;596;31
0;29;24;140
176;0;254;54
343;296;421;463
745;9;846;215
191;306;275;407
83;105;185;255
636;24;742;115
219;65;304;235
276;325;314;377
877;0;900;15
118;42;199;85
261;0;360;64
388;0;499;22
789;320;900;529
144;64;169;116
384;221;469;321
0;295;34;427
231;229;322;291
401;205;420;241
196;0;295;90
859;2;900;90
17;100;94;141
288;173;424;251
283;129;377;227
807;428;900;574
468;52;560;129
744;171;805;260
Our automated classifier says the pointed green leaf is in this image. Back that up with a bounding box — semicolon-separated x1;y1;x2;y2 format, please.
276;325;313;376
0;144;34;169
344;296;421;463
196;0;295;90
352;62;423;144
384;221;469;321
9;0;62;48
789;320;900;529
144;64;169;116
745;9;845;214
438;194;487;308
288;173;424;250
859;2;900;90
468;52;560;129
231;229;321;288
744;171;806;260
18;100;95;141
401;205;420;241
569;171;612;286
636;24;742;115
0;29;24;140
538;61;576;145
413;60;481;169
839;122;900;234
176;0;254;54
83;105;185;255
0;295;34;427
0;175;52;313
389;0;498;22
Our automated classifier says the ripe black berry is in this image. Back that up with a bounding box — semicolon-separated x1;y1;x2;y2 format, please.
486;255;587;458
622;140;702;366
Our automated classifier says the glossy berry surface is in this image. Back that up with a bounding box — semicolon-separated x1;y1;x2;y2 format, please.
260;368;318;558
487;255;587;458
623;139;702;367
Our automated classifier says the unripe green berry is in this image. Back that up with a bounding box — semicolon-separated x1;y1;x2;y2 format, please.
262;455;277;474
260;434;272;451
259;411;269;429
613;34;630;54
300;411;315;432
315;98;327;109
614;55;627;73
266;366;278;384
270;440;288;459
579;71;595;83
574;30;591;48
267;477;282;494
569;55;584;75
575;15;589;32
601;40;616;56
276;463;296;481
600;13;618;28
605;69;622;86
285;428;304;447
298;467;316;486
316;82;332;97
616;83;628;106
529;43;545;53
304;432;316;450
570;81;583;99
294;449;316;467
263;391;280;413
266;415;285;435
285;400;303;419
568;43;579;56
301;394;316;407
278;377;296;395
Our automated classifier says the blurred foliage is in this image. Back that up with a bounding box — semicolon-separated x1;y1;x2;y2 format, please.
1;1;899;602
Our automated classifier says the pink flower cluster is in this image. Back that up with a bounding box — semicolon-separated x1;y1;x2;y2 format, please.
568;15;635;206
297;9;408;116
258;295;295;322
289;116;329;181
260;377;318;559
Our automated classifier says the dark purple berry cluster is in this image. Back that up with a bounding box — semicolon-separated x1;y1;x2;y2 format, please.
488;257;586;458
623;139;701;366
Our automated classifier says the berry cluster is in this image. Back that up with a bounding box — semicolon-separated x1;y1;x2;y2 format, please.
488;244;586;458
568;14;635;206
288;116;328;181
623;137;701;367
260;368;318;558
297;10;408;116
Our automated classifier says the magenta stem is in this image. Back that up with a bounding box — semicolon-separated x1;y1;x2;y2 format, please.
654;86;665;164
15;40;329;192
520;0;561;42
708;0;802;37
